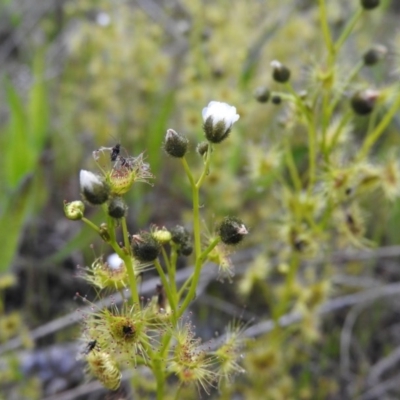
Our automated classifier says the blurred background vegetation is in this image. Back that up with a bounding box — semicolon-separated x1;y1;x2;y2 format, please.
1;0;400;399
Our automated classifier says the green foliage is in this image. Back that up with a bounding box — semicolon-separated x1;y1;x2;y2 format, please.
0;54;49;273
3;0;400;398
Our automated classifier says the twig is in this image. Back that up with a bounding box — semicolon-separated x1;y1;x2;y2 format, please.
367;344;400;387
359;372;400;400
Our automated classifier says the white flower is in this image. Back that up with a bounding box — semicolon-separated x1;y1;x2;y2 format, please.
202;101;240;143
96;12;111;27
202;101;240;130
107;253;124;270
79;170;103;192
79;170;109;205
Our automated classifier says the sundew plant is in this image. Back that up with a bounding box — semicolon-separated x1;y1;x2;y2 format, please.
64;101;247;397
61;0;400;398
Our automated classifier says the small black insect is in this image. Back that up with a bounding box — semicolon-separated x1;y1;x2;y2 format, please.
84;339;97;355
110;143;121;162
156;284;166;310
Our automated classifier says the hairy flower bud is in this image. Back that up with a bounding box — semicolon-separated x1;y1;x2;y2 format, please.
164;129;189;158
217;217;248;245
132;233;161;262
202;101;240;144
197;141;209;157
363;44;387;66
171;225;193;256
271;60;291;83
254;86;270;103
360;0;380;10
64;200;85;220
80;170;110;205
351;89;380;115
107;197;127;219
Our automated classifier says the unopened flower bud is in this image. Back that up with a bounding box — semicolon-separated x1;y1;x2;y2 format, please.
351;89;380;115
107;197;127;219
197;141;209;157
363;44;387;66
271;60;291;83
107;253;124;269
171;225;193;256
99;223;111;242
80;170;109;205
64;200;85;220
180;243;193;256
152;227;172;244
132;233;160;262
217;217;248;245
271;95;282;105
164;129;189;158
202;101;240;144
254;86;270;103
360;0;380;10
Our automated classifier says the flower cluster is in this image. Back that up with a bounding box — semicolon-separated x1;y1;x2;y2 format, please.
64;100;247;397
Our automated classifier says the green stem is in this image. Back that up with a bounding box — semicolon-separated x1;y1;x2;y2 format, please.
178;275;192;300
162;246;176;300
154;259;177;320
326;110;353;155
177;237;220;318
357;91;400;161
321;91;330;162
181;156;202;258
328;61;363;116
285;83;317;193
121;217;139;305
179;147;212;309
306;117;317;194
317;0;335;65
276;254;299;317
334;7;364;54
153;359;165;400
283;135;302;192
196;142;213;189
81;217;100;233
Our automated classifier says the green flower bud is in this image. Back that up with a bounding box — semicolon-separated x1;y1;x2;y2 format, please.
351;89;379;115
363;44;387;66
164;129;189;158
131;233;160;262
197;141;209;157
64;200;85;220
360;0;380;10
254;86;270;103
271;60;291;83
107;197;127;219
217;217;248;245
152;227;172;244
80;170;109;205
